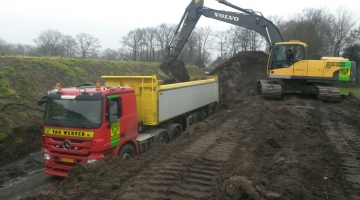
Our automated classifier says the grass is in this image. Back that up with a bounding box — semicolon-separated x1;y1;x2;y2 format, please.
340;88;360;96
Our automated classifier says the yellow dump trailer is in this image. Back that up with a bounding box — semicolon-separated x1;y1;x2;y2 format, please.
101;75;219;152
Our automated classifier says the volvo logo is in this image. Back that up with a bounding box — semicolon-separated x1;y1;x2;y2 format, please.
63;140;71;150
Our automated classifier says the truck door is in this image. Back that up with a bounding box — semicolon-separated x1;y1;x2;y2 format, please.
105;95;125;148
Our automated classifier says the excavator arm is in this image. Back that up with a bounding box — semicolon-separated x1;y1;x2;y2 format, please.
164;0;284;64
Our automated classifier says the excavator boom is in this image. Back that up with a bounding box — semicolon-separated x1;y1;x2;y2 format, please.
159;0;284;80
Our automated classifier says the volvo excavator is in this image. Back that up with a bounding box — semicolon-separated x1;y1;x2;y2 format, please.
159;0;357;102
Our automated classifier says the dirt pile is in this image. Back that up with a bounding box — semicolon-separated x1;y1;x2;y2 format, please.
159;59;190;82
209;51;269;108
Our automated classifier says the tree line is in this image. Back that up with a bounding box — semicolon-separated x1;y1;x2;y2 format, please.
0;7;359;68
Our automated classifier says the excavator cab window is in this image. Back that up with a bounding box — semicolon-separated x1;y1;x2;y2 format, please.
269;44;306;70
269;45;295;70
293;45;304;61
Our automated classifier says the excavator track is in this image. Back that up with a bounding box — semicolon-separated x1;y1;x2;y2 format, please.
257;80;341;103
257;80;282;100
314;85;341;103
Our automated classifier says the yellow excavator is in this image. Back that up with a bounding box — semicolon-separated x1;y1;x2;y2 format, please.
159;0;356;102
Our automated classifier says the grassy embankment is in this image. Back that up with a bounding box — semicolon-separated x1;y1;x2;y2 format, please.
340;88;360;96
0;55;205;165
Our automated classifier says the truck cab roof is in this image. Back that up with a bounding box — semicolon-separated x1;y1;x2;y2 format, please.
49;84;135;99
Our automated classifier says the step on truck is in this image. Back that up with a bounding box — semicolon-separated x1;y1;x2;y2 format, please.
37;75;219;177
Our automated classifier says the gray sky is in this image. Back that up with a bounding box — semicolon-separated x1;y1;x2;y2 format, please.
1;0;359;51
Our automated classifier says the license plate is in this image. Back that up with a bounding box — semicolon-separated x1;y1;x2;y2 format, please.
61;157;74;163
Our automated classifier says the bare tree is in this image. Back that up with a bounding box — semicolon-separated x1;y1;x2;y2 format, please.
155;23;176;59
215;31;228;59
117;47;131;60
33;29;64;56
198;26;214;63
328;7;356;56
62;35;77;57
227;26;242;56
121;28;143;61
75;33;101;59
143;27;157;62
0;38;8;55
0;38;6;46
239;29;264;51
281;8;333;59
102;48;118;60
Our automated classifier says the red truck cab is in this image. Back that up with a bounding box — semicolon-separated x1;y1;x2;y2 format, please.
39;83;139;177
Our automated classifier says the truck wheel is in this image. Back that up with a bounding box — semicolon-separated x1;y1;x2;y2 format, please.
118;144;135;160
158;132;169;143
201;111;208;121
194;113;201;123
173;128;181;140
209;107;215;116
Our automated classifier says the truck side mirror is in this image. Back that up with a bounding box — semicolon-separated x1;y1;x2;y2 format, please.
37;96;47;106
109;101;118;122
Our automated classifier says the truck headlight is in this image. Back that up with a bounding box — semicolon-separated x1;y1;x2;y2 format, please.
44;153;51;161
86;158;97;164
79;86;86;93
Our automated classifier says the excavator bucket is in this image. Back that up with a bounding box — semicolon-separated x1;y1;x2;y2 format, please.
158;59;190;83
158;62;173;79
157;67;172;79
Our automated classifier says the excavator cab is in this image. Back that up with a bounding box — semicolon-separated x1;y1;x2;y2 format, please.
267;41;308;76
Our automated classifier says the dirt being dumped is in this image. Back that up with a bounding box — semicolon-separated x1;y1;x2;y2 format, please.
26;51;360;200
210;51;269;108
159;59;190;82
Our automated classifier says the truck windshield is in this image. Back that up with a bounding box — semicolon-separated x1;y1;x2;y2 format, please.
44;99;102;128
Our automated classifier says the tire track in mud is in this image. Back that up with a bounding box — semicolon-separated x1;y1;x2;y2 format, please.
321;108;360;199
119;117;241;200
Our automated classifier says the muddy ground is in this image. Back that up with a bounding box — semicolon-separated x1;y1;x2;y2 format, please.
12;51;360;199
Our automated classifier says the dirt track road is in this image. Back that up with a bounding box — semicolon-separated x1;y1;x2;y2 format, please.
0;171;53;200
120;114;240;199
320;104;360;199
19;95;360;200
0;150;63;200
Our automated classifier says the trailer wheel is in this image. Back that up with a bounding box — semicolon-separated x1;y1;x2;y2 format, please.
173;128;182;141
118;144;135;160
209;107;215;116
201;111;208;121
158;132;169;143
194;113;201;123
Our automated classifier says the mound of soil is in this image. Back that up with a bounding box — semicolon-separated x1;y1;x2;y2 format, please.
159;59;190;82
210;51;269;108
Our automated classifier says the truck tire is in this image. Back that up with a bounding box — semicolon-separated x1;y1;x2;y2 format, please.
200;110;208;121
194;113;201;123
209;107;215;116
158;131;169;143
173;128;182;140
118;144;135;160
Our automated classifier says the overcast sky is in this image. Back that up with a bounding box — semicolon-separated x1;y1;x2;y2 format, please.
1;0;359;51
